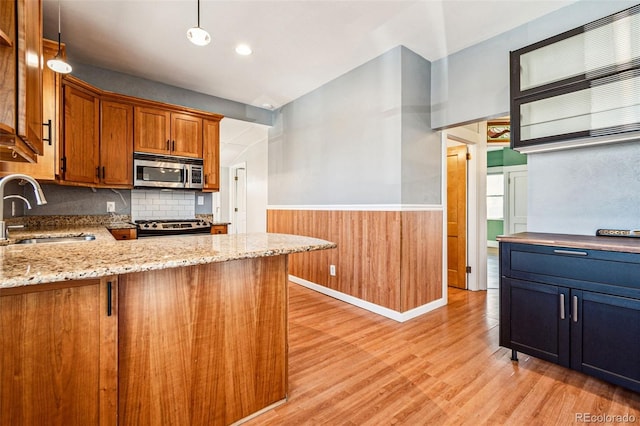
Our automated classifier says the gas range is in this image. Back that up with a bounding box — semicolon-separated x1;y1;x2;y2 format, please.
135;219;211;238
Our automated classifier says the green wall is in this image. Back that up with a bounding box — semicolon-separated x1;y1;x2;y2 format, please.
487;147;527;167
487;219;504;242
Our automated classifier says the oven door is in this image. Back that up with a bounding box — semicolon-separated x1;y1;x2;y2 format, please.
134;159;187;189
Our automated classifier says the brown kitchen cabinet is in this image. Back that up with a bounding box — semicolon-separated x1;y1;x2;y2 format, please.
0;0;43;162
101;98;133;186
61;77;133;188
203;118;221;191
0;39;62;179
0;277;118;425
109;228;137;240
134;106;203;158
211;224;228;234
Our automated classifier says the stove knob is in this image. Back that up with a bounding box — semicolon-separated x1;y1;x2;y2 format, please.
152;223;157;228
143;224;150;228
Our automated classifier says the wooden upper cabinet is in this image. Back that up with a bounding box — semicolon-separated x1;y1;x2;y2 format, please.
134;106;171;155
171;112;202;158
0;0;42;162
18;0;43;155
62;82;100;185
203;118;220;191
134;106;202;158
101;100;133;186
0;278;118;425
0;38;61;179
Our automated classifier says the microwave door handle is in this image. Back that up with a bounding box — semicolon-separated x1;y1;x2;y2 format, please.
184;165;189;188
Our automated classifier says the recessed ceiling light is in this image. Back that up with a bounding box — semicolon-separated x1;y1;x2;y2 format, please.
235;44;252;56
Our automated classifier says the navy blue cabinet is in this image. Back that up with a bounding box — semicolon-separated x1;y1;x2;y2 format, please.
500;242;640;393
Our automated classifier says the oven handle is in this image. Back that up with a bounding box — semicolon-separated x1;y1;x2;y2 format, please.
184;165;189;188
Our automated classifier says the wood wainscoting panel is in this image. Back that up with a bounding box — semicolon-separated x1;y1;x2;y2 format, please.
118;256;288;425
401;210;443;311
268;209;442;313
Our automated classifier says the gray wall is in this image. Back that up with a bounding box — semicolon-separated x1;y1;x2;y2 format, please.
269;46;436;206
72;63;274;126
528;142;640;235
401;49;440;204
431;0;638;130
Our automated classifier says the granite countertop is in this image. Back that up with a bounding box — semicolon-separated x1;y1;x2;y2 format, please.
497;232;640;254
0;226;336;289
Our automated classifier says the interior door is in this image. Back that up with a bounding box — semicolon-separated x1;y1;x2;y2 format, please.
232;166;247;234
447;145;467;289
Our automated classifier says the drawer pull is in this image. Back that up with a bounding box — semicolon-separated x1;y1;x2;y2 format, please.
572;295;578;322
560;294;565;320
553;249;588;256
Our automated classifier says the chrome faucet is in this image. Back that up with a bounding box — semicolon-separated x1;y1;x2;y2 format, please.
0;174;48;240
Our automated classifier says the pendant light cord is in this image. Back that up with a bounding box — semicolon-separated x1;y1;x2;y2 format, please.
197;0;201;28
56;0;62;56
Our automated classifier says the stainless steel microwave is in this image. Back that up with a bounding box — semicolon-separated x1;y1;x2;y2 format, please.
133;153;203;189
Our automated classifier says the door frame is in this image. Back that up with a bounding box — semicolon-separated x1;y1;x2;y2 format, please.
503;164;528;235
441;122;488;292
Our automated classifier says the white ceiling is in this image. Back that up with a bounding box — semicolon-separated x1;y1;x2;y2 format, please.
42;0;578;166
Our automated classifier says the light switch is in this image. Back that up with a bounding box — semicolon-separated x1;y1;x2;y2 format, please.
197;196;204;206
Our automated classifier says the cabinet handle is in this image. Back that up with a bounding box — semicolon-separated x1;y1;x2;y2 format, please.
107;281;113;317
172;140;175;151
166;139;170;150
553;249;588;256
572;295;578;322
560;294;565;320
42;120;52;145
204;174;208;184
102;166;106;179
96;166;101;178
61;157;66;172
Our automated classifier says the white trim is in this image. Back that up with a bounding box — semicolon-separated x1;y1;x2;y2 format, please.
487;240;499;248
440;132;449;301
267;204;443;211
289;275;447;323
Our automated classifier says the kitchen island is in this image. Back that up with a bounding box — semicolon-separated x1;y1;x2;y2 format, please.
0;230;335;425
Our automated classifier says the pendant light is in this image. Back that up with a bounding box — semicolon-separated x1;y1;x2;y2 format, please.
187;0;211;46
47;0;72;74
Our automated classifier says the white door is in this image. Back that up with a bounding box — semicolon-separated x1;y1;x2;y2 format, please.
230;165;247;234
505;169;527;234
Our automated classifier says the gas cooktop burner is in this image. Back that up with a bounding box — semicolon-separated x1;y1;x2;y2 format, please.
135;219;211;236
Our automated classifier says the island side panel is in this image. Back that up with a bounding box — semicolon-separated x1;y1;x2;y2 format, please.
118;255;288;425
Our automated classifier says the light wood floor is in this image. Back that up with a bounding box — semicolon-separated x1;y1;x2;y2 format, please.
246;284;640;425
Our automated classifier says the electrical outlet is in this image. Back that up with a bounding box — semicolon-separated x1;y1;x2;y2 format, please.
106;201;116;213
197;196;204;206
330;265;336;276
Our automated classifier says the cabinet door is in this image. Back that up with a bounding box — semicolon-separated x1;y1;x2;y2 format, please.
571;290;640;392
501;277;570;366
62;84;100;184
0;278;118;425
171;112;202;158
134;106;170;155
16;0;43;154
101;100;133;187
203;118;220;191
0;39;59;179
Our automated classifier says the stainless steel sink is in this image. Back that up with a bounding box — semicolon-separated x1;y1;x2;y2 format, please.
16;235;96;244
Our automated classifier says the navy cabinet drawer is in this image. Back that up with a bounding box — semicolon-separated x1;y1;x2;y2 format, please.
501;243;640;295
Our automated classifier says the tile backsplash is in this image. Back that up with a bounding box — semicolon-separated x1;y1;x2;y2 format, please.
131;190;195;220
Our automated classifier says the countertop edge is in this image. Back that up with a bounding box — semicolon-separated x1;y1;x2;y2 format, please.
497;232;640;254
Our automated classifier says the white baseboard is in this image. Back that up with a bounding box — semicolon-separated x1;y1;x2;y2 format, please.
289;275;447;323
